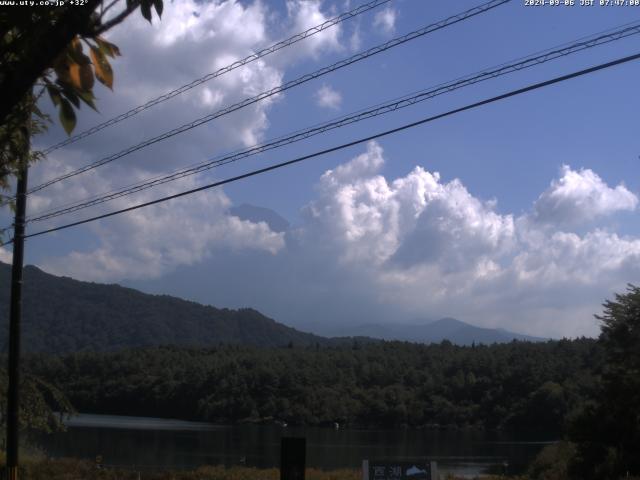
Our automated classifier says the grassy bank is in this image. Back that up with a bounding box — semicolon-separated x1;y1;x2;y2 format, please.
2;458;363;480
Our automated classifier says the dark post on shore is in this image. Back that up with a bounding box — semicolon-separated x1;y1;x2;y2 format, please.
6;154;29;480
281;437;306;480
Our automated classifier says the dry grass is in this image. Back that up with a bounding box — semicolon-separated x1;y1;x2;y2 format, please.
0;456;540;480
1;457;362;480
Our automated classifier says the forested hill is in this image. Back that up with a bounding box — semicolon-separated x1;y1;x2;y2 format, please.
0;262;330;353
25;339;601;431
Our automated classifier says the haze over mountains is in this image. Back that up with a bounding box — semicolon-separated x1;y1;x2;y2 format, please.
0;262;544;353
332;318;546;345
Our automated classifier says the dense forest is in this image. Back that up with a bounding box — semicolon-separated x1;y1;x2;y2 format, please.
25;338;600;433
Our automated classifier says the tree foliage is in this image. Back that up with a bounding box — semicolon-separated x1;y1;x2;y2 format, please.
568;285;640;479
0;0;163;196
0;94;48;213
0;366;74;437
0;0;163;128
25;338;600;431
44;35;122;135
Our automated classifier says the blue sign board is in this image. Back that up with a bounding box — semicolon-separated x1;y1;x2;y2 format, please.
364;460;435;480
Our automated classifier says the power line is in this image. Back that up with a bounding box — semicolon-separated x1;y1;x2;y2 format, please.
9;50;640;245
27;0;511;196
29;19;640;221
32;0;509;194
41;0;393;155
25;20;640;224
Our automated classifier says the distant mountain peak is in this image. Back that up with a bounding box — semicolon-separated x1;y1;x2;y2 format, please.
430;317;465;325
229;204;290;233
334;317;546;346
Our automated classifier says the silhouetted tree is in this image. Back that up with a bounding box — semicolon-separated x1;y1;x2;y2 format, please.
569;285;640;479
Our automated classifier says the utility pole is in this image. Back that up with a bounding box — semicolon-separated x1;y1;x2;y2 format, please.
5;124;29;480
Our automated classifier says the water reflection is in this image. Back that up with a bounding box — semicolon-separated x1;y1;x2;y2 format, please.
33;414;555;477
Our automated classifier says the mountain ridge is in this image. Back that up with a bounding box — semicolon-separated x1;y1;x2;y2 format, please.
331;317;546;345
0;262;544;353
0;262;332;353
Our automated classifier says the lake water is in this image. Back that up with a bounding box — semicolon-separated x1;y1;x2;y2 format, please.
33;414;555;478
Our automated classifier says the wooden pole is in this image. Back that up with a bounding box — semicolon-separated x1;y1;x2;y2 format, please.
5;136;29;480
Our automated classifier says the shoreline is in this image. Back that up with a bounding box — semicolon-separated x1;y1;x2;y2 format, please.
59;412;559;437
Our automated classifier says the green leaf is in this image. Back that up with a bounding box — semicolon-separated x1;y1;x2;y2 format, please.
67;47;91;66
59;98;76;135
47;85;62;107
140;0;152;22
57;83;80;108
96;37;121;58
77;90;98;112
153;0;163;18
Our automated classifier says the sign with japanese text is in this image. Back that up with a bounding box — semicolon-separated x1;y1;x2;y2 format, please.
363;460;435;480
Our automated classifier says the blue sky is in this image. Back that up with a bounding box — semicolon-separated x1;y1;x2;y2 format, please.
2;0;639;337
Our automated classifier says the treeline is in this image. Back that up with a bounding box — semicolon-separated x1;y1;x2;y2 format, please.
25;338;601;432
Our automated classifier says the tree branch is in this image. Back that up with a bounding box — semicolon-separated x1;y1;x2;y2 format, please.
93;0;141;36
100;0;121;19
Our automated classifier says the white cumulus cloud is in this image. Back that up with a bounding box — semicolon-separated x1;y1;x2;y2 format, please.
21;0;348;282
30;141;640;338
40;173;285;282
19;1;640;340
373;7;396;35
290;143;640;337
28;124;286;284
31;0;286;181
533;165;637;227
314;84;342;110
303;141;515;270
285;0;342;59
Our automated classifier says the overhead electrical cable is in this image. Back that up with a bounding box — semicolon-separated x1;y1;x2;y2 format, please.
42;0;394;155
5;50;638;246
27;0;511;196
25;20;640;223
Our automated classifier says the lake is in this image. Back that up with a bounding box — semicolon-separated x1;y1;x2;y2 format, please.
33;413;555;478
